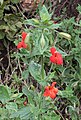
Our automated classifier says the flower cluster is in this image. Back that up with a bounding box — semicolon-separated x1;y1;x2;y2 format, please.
43;82;58;99
50;47;63;65
17;32;27;49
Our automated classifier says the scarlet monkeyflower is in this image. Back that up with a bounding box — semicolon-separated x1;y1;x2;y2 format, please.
50;47;63;65
43;82;58;99
17;41;27;49
17;32;27;49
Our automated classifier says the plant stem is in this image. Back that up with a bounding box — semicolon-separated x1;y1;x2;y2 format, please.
41;55;44;79
18;58;22;75
48;63;54;76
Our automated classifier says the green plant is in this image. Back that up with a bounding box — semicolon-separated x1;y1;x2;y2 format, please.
10;85;60;120
11;5;80;120
0;3;81;120
0;0;23;41
0;85;23;120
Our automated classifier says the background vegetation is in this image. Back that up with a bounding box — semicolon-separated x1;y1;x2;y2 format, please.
0;0;81;120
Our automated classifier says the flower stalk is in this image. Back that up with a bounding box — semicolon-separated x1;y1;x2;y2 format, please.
41;55;44;80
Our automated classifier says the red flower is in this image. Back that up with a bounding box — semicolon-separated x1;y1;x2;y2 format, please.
50;55;56;63
50;47;63;65
17;32;27;49
43;82;58;99
22;32;27;41
17;41;27;49
50;47;56;55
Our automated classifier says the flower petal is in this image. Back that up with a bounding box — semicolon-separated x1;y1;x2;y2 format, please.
49;91;56;99
50;55;56;63
56;52;63;65
17;41;23;49
43;90;49;97
22;32;27;41
50;47;56;55
53;87;58;94
52;82;57;87
22;42;27;48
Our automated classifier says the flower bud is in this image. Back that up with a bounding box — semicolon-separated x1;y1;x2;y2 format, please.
59;32;71;40
40;34;45;49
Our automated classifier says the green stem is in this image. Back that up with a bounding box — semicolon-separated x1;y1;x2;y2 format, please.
48;63;54;76
41;55;44;79
18;58;22;75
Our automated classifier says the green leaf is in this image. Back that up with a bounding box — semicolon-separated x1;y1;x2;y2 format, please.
6;102;18;112
44;112;60;120
56;47;67;57
22;70;29;80
10;106;31;119
22;86;34;104
48;23;61;29
49;116;60;120
32;18;40;24
39;5;51;22
24;19;38;27
77;4;81;14
0;8;3;18
29;61;41;81
15;21;22;28
68;106;78;120
0;108;9;120
0;31;5;39
0;25;9;30
11;0;20;4
58;86;78;103
29;61;47;86
44;71;56;82
59;86;73;97
11;93;23;100
31;46;41;57
0;85;10;103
